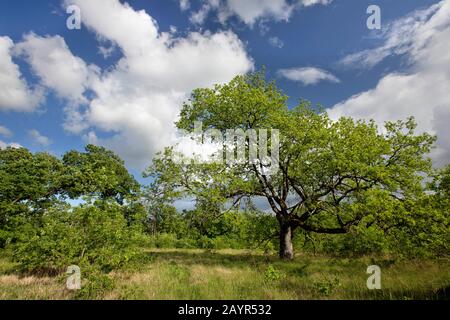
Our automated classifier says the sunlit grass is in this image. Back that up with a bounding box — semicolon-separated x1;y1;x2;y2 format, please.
0;249;449;300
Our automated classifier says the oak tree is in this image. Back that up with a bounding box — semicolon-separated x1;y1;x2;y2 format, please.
146;73;437;259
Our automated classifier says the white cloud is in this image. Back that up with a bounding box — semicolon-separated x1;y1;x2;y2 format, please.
225;0;293;26
0;140;21;149
173;133;224;165
268;36;284;48
0;125;12;138
15;33;98;104
28;129;52;147
329;0;450;167
98;44;116;59
15;33;101;134
60;0;253;168
277;67;340;85
0;36;43;112
300;0;332;7
188;0;332;27
180;0;191;11
190;3;214;25
170;25;178;34
339;3;441;69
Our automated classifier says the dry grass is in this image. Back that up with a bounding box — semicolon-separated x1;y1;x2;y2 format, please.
0;249;449;300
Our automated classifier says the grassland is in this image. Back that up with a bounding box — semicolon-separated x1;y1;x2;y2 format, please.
0;248;449;300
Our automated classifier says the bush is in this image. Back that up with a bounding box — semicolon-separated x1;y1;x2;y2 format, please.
322;226;389;256
11;201;144;273
313;276;341;296
264;264;284;282
153;233;178;248
174;237;197;249
197;235;215;249
74;267;116;299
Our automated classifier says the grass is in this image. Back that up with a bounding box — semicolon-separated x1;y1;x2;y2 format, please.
0;248;449;300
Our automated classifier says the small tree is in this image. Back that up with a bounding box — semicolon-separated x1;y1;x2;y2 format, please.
1;145;145;254
12;201;143;273
62;144;141;204
0;148;64;247
146;72;437;260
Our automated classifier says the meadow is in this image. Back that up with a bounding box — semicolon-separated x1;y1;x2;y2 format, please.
1;74;448;301
1;248;449;300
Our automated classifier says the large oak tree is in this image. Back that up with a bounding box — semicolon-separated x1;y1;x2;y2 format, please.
146;72;436;259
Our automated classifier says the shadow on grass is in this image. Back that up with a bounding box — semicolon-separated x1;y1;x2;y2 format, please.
144;250;396;273
2;265;64;278
146;249;277;269
350;285;450;300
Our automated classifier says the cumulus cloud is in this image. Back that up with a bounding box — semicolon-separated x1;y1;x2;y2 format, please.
329;0;450;167
15;33;98;104
14;33;101;134
225;0;293;25
28;129;52;147
277;67;340;85
0;36;43;112
0;125;12;138
56;0;254;168
187;0;332;27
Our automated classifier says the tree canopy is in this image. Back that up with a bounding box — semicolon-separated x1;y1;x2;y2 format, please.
146;72;440;259
0;144;142;248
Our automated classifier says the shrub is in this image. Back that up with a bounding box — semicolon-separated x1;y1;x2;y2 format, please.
153;233;178;248
198;235;215;249
11;201;144;273
322;226;389;256
264;264;283;282
74;268;116;299
313;276;341;296
174;237;197;249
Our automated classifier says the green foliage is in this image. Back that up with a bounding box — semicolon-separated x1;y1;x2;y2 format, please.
146;209;277;250
264;264;284;282
0;148;63;206
146;203;190;237
153;233;179;248
62;144;141;204
319;227;389;256
313;276;342;296
0;148;64;247
146;71;442;258
11;201;144;273
0;69;448;294
0;145;145;249
1;249;449;300
75;268;116;300
0;144;147;274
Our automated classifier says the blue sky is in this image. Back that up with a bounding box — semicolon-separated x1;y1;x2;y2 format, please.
0;0;449;182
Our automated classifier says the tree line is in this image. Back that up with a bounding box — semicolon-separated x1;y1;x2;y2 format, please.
0;73;448;283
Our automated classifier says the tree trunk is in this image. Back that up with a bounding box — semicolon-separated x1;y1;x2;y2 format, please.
279;222;294;260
